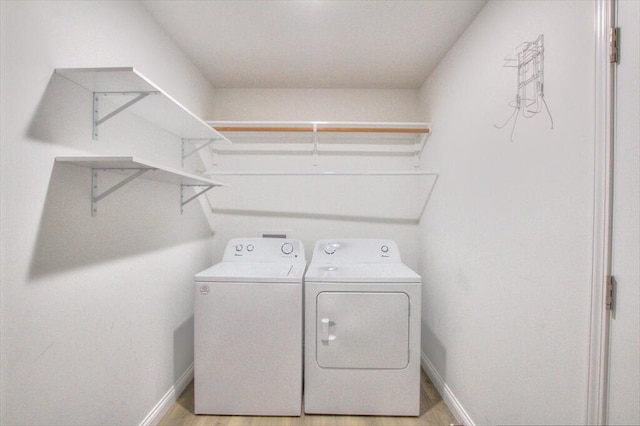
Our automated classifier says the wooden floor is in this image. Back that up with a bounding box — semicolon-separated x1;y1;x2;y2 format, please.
158;369;457;426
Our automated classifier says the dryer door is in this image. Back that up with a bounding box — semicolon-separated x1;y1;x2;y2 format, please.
316;291;409;369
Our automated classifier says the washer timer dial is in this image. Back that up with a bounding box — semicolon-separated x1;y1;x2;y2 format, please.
281;242;294;255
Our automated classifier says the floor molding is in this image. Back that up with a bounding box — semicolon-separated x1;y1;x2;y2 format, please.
140;363;194;426
421;351;474;426
144;357;465;425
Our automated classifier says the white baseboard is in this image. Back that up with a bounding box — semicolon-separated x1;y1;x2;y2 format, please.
421;351;474;426
139;363;194;426
142;357;463;425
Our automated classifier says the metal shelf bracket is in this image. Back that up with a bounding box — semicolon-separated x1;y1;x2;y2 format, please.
93;91;160;140
91;168;152;216
311;122;319;167
414;132;431;167
181;138;224;166
180;185;217;214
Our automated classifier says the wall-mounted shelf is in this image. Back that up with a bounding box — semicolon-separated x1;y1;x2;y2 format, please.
200;122;435;220
55;67;231;144
211;122;431;134
55;156;228;216
206;121;431;157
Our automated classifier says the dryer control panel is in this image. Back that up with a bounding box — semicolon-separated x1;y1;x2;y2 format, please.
223;238;305;262
312;239;402;263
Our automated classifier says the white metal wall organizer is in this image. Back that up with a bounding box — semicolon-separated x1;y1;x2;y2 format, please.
54;67;231;144
207;121;431;164
55;157;228;216
495;35;554;141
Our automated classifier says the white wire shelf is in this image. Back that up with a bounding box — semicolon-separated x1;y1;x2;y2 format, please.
206;121;431;157
204;170;434;176
202;170;438;222
209;121;431;134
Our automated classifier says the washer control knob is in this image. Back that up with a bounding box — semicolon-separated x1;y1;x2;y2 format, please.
235;244;243;252
324;243;337;255
281;242;294;255
381;245;389;253
247;244;254;252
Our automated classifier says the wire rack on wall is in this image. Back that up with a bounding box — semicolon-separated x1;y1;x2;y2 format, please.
495;34;554;142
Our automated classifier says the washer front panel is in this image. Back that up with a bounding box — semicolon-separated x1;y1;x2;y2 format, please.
194;280;302;415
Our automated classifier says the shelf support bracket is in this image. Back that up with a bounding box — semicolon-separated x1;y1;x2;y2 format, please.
91;168;151;216
180;185;217;214
311;122;319;167
182;138;223;166
413;132;431;168
93;91;159;140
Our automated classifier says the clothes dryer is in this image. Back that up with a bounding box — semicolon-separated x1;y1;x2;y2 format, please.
194;238;305;415
304;239;421;416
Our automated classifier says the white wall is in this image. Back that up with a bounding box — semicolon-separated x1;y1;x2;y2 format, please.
206;89;425;269
417;1;595;424
0;1;216;424
211;88;420;122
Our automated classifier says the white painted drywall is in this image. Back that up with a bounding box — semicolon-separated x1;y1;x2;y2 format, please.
206;89;425;270
607;0;640;423
417;1;595;424
0;1;216;424
210;88;420;122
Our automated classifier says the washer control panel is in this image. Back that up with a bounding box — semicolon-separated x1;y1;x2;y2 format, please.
223;238;305;262
312;239;402;263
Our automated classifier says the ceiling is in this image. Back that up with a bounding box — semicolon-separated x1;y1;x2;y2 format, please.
142;0;487;90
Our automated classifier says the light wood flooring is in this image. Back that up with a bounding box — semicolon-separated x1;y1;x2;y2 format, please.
158;369;457;425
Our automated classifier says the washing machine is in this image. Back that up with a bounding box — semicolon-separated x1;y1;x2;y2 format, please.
304;238;422;416
194;237;306;416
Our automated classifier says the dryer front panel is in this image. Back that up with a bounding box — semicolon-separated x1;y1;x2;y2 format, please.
316;291;409;369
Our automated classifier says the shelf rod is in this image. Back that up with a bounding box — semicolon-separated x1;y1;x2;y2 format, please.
214;126;313;133
318;127;430;134
204;171;438;176
213;126;430;134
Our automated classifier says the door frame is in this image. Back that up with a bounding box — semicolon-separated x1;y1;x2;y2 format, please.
587;0;615;423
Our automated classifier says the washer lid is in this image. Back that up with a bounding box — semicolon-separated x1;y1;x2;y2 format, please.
195;262;306;283
304;263;421;283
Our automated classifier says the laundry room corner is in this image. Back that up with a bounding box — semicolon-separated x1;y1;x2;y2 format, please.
4;1;635;425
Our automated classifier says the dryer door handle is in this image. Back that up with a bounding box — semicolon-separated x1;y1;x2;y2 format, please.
321;318;336;342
